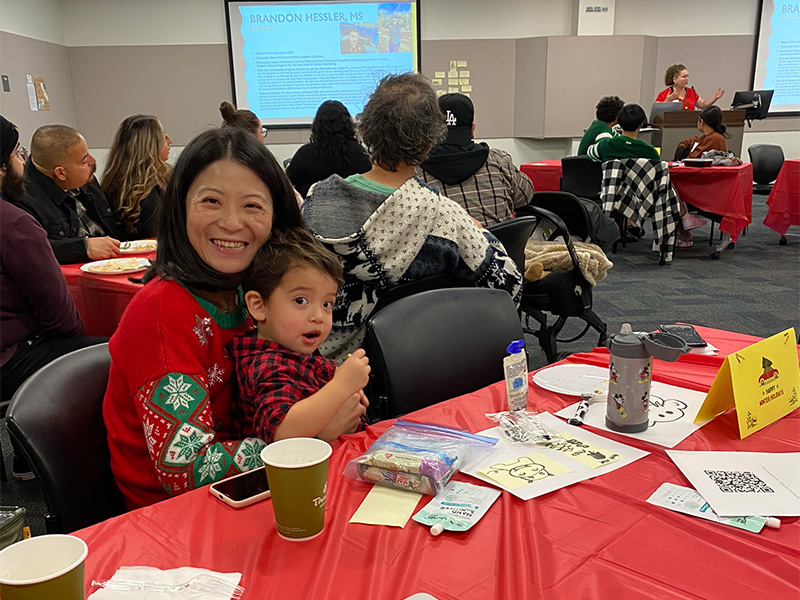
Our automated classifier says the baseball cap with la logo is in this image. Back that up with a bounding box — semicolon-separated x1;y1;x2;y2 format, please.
438;93;474;144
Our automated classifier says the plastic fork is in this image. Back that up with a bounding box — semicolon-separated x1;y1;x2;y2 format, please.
91;574;244;598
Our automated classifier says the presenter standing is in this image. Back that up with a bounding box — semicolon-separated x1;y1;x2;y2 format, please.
656;64;724;110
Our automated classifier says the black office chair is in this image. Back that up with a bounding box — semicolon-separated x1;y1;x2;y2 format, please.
487;216;539;274
365;288;523;420
561;156;603;204
516;205;608;363
5;343;125;533
748;144;784;194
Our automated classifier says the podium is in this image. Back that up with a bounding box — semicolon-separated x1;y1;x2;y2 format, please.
652;110;745;160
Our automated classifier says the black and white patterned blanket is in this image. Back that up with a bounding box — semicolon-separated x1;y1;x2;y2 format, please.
600;159;681;263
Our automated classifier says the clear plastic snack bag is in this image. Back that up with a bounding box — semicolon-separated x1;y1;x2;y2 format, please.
344;420;497;495
485;409;556;445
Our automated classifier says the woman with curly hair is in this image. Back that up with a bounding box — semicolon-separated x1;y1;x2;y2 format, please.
102;114;172;239
303;73;522;360
286;100;370;197
655;64;723;110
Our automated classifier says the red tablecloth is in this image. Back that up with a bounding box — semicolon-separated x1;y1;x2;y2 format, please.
764;159;800;236
74;326;800;600
669;162;753;242
60;255;151;337
520;160;562;192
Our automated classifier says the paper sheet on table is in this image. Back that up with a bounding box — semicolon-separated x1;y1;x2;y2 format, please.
462;413;648;501
349;484;422;527
667;450;800;517
555;381;710;448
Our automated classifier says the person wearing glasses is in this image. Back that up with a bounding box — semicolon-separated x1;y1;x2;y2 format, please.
0;116;106;478
220;101;305;207
219;101;267;143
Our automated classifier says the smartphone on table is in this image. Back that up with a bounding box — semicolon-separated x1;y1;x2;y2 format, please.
658;324;707;347
209;467;270;508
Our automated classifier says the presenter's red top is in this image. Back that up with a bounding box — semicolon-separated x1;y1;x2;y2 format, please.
656;86;699;110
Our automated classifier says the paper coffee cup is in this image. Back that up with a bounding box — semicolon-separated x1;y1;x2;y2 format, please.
0;534;88;600
261;437;332;541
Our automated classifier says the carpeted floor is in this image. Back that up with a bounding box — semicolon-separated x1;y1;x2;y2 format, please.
1;193;798;537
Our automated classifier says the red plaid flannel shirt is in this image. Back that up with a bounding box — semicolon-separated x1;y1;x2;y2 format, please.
232;334;364;443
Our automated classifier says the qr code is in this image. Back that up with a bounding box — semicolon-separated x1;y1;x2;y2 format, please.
703;469;775;494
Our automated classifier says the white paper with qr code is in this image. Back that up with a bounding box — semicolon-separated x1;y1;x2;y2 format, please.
666;451;800;517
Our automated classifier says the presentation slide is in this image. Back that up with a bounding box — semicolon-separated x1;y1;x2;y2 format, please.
226;1;419;127
753;0;800;114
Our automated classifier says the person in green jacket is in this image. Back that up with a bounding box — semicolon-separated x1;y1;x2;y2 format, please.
578;96;624;156
587;104;660;162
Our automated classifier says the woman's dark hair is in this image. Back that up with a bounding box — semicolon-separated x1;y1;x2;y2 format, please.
145;127;303;290
664;64;687;87
219;101;261;137
616;104;647;132
358;72;447;171
699;105;728;137
310;100;358;167
596;96;625;123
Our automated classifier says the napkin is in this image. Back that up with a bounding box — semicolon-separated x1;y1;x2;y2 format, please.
88;566;242;599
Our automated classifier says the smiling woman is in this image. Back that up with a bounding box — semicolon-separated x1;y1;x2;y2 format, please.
102;128;303;510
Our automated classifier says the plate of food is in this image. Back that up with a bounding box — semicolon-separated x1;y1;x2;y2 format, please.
531;364;609;396
81;257;150;275
119;240;157;254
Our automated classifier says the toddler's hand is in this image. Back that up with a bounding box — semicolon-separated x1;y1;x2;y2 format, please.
334;349;370;395
317;392;367;441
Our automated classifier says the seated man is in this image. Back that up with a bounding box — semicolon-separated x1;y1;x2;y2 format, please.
417;93;533;227
304;74;522;361
0;116;107;479
19;124;121;264
578;95;624;156
587;104;660;163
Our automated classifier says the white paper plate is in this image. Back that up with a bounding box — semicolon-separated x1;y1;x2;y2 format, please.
531;364;609;396
119;240;157;254
80;257;150;275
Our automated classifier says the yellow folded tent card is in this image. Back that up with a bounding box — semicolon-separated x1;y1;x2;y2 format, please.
696;328;800;438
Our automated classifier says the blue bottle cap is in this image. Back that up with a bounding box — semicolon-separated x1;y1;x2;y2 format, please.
506;339;525;354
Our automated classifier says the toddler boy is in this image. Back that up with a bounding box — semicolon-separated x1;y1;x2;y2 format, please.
232;228;370;444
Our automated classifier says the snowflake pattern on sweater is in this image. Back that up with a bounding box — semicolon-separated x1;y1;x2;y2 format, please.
304;175;523;359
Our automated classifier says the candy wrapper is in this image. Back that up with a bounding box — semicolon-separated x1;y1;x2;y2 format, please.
485;409;556;445
344;420;497;495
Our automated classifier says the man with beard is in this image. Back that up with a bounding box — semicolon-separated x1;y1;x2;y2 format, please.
0;116;106;479
18;124;120;264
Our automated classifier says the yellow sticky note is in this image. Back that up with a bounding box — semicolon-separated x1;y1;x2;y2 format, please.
547;434;622;469
448;70;458;78
436;89;445;97
480;454;572;489
434;71;446;78
449;60;457;71
461;85;472;93
459;78;470;85
448;87;459;93
696;328;800;438
431;78;442;86
459;70;470;77
448;78;459;86
457;60;468;67
349;485;422;527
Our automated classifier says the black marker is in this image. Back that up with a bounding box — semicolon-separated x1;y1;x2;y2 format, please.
567;393;593;426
